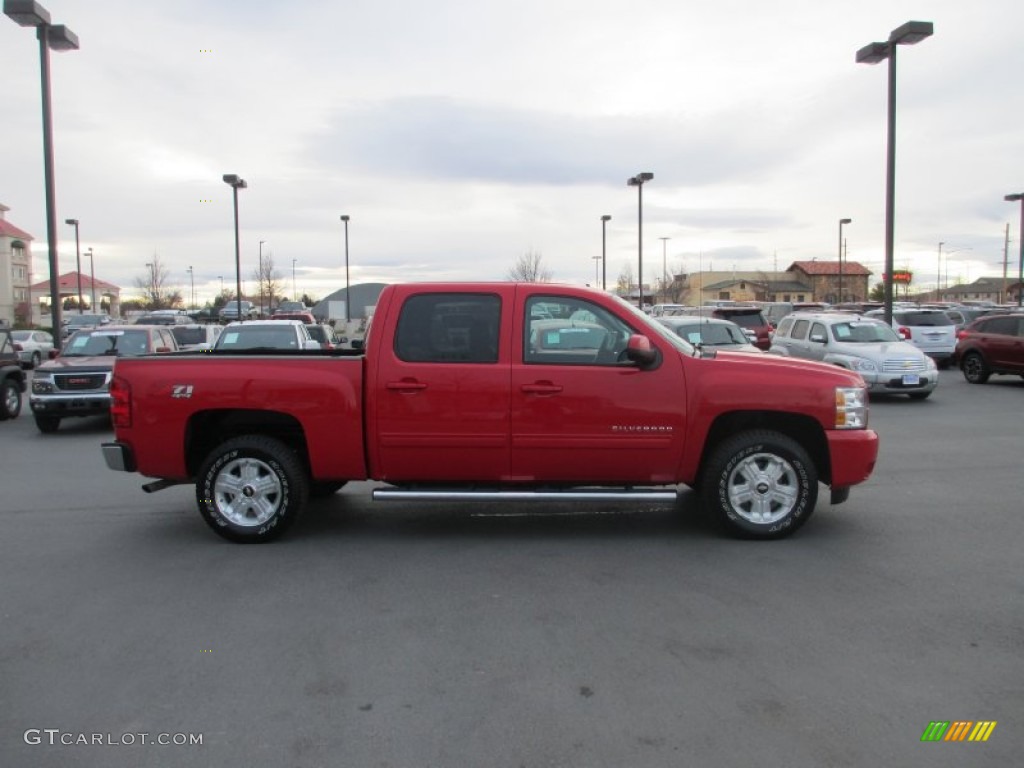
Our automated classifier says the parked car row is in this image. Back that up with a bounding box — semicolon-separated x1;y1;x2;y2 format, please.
955;313;1024;384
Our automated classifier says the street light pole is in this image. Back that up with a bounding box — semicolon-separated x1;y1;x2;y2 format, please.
292;258;297;301
838;218;851;303
5;0;80;341
340;215;351;323
222;174;247;322
936;241;944;300
85;247;95;311
591;255;601;286
600;215;611;291
187;265;195;310
626;172;654;309
64;218;83;313
144;261;154;307
1006;193;1024;307
857;20;933;326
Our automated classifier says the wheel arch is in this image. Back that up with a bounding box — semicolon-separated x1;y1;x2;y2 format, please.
698;410;831;486
185;409;312;478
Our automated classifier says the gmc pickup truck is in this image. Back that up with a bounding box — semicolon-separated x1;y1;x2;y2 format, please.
102;283;878;543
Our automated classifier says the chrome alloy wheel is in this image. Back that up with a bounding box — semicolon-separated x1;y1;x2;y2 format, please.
213;457;283;528
726;452;799;525
3;382;20;416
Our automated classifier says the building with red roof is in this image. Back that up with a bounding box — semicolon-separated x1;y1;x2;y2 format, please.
0;203;35;326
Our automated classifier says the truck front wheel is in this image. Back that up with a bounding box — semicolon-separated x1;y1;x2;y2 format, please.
701;430;817;539
197;436;309;543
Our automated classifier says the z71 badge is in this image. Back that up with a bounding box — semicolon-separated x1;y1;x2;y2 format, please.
171;385;194;399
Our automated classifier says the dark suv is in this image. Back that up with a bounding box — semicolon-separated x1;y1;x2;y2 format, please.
678;306;772;350
1;327;27;420
955;313;1024;384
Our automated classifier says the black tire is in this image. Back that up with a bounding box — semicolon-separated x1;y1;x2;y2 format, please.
310;480;348;498
907;391;932;400
961;352;990;384
34;414;60;433
701;430;817;539
1;378;21;420
196;436;309;543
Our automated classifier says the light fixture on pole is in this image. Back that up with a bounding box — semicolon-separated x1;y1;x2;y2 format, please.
5;0;80;341
85;247;95;311
64;218;83;313
837;218;851;303
222;173;247;322
1006;193;1024;307
658;236;670;302
600;215;611;291
340;215;351;323
258;240;265;316
940;246;971;293
857;20;934;326
626;172;653;309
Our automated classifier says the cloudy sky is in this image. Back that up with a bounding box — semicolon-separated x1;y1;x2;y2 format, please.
3;0;1023;305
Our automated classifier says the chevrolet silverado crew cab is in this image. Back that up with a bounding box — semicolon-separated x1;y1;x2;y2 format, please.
102;283;879;543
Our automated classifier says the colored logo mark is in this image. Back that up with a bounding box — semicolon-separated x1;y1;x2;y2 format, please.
921;721;997;742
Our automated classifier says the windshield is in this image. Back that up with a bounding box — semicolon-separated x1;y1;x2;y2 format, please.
215;325;302;350
12;331;31;341
831;321;900;343
63;330;151;356
668;321;748;346
894;311;954;327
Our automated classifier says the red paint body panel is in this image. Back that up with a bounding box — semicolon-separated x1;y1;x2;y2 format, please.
110;282;879;498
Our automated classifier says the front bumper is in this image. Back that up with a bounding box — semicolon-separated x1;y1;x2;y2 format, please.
30;393;110;416
827;428;879;488
859;372;937;395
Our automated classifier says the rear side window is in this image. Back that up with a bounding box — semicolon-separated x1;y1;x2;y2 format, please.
775;317;795;338
978;317;1019;336
790;319;810;340
717;310;767;329
894;311;953;327
394;293;501;364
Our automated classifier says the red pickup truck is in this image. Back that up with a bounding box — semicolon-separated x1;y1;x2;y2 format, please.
102;283;878;543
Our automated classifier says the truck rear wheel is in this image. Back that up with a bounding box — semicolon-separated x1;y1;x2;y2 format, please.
701;430;817;539
196;436;309;543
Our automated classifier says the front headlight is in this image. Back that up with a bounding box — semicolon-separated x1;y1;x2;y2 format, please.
32;375;54;394
835;386;869;429
925;356;938;370
847;358;878;372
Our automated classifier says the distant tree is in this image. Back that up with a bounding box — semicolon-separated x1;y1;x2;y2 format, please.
134;254;181;309
252;252;285;311
616;263;635;297
507;249;552;282
869;282;885;302
300;292;318;307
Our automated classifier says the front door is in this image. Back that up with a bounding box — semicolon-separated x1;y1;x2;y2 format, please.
509;291;686;484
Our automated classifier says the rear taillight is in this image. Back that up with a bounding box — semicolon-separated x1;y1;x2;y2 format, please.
897;326;912;340
109;375;132;428
956;329;968;340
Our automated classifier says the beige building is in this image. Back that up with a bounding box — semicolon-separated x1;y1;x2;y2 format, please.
0;204;35;326
680;261;872;306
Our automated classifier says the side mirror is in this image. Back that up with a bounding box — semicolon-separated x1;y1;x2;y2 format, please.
350;339;364;351
625;334;658;368
48;349;60;360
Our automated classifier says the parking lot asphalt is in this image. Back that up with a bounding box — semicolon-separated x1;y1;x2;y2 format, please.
1;368;1021;768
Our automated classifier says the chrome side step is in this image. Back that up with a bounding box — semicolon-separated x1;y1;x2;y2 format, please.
372;488;679;503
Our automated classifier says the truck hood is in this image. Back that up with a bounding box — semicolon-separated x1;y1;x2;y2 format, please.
36;355;117;373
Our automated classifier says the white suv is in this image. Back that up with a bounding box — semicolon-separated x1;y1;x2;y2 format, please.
864;309;956;367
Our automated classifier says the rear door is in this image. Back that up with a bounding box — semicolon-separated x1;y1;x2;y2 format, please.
980;316;1024;371
371;289;512;483
509;290;686;484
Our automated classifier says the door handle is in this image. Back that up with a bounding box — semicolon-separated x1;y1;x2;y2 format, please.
521;383;563;395
386;380;427;392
